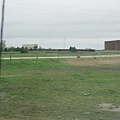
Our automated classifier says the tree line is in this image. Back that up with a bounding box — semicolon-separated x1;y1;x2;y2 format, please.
3;47;30;53
3;46;77;53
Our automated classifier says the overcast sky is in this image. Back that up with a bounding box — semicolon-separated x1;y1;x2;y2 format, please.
0;0;120;49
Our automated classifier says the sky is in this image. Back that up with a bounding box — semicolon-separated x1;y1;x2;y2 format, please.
0;0;120;49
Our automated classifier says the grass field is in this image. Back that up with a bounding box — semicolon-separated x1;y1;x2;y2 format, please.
0;57;120;120
2;50;120;58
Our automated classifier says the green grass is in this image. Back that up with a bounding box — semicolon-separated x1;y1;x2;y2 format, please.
1;51;101;58
0;58;120;120
2;50;120;59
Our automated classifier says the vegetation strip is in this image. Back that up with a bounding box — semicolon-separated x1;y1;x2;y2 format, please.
0;58;120;120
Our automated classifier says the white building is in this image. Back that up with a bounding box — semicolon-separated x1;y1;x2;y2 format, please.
22;44;38;49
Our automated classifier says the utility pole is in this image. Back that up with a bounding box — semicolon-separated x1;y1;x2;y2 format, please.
0;0;6;78
63;39;65;49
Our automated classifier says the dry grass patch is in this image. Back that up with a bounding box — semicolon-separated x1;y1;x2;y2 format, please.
63;57;120;67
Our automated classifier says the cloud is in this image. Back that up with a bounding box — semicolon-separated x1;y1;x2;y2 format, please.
1;0;120;49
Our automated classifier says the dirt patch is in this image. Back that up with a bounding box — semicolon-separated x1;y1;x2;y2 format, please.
97;103;120;112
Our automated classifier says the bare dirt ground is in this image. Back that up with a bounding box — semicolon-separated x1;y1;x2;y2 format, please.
97;103;120;120
97;103;120;112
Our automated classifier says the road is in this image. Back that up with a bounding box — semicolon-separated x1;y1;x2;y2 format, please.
2;56;77;60
2;54;120;60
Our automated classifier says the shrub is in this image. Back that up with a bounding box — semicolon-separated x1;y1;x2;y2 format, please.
21;47;28;53
69;46;77;52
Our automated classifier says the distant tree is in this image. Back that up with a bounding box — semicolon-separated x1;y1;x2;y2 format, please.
29;48;33;51
11;47;15;51
21;47;28;53
25;47;28;53
4;47;8;52
15;47;21;52
69;46;77;52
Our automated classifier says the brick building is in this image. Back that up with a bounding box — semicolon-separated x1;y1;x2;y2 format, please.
105;40;120;50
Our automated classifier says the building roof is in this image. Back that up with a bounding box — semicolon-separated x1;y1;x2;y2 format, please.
22;44;38;49
105;40;120;42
